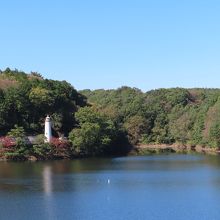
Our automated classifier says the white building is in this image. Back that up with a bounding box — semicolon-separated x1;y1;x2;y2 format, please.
45;115;52;143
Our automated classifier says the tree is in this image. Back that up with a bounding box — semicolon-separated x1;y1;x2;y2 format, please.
7;125;25;138
124;115;150;145
6;125;30;159
69;107;117;156
51;113;63;136
209;122;220;148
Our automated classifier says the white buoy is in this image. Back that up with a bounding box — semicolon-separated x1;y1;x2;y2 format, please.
108;179;110;184
45;115;52;143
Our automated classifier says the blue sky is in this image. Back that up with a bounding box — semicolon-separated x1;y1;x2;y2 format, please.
1;0;220;91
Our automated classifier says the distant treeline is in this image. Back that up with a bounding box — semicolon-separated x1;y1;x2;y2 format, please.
0;68;220;159
81;86;220;149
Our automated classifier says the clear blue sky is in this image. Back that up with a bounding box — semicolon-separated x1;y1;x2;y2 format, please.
1;0;220;91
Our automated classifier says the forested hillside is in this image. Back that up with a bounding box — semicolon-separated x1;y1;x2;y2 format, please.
81;87;220;148
0;68;220;160
0;68;87;136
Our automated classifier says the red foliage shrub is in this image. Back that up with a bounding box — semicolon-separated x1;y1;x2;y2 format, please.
0;137;16;157
50;138;72;158
0;137;16;148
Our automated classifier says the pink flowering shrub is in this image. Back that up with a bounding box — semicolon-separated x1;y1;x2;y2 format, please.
0;136;73;160
0;137;16;157
0;137;16;148
50;138;72;158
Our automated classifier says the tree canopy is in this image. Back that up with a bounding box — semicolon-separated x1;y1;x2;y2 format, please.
1;68;220;159
0;68;87;136
81;87;220;149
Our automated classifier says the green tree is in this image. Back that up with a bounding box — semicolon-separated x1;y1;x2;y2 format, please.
7;124;25;138
69;107;117;156
209;122;220;148
6;125;30;158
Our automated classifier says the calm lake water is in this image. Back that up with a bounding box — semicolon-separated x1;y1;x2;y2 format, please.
1;154;220;220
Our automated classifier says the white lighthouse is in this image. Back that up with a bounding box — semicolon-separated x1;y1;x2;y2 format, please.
45;115;52;143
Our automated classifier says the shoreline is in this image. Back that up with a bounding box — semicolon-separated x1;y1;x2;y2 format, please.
1;143;220;162
132;143;220;156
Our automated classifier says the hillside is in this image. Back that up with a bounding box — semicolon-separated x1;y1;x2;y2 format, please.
1;68;220;160
0;68;87;136
81;87;220;148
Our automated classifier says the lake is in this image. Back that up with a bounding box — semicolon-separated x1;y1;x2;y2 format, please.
0;154;220;220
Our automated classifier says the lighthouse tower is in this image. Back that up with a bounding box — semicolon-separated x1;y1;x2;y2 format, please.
45;115;52;143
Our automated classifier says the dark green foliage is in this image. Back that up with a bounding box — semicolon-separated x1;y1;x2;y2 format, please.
69;107;119;156
5;125;30;159
32;143;53;159
0;68;87;136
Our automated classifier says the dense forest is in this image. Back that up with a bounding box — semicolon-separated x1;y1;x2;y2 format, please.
81;87;220;149
0;68;220;160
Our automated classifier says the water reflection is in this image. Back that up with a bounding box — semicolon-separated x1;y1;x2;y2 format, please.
43;166;53;196
42;166;56;220
0;155;220;194
0;155;220;220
